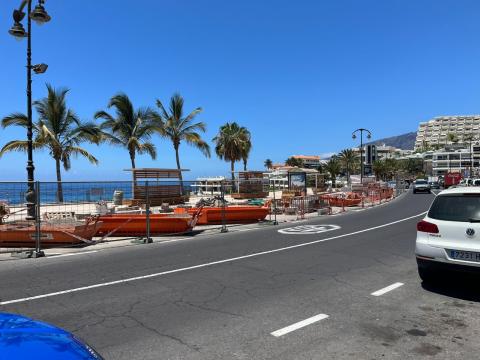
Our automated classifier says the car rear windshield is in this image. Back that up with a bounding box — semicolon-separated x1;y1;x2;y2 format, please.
428;194;480;222
415;180;427;184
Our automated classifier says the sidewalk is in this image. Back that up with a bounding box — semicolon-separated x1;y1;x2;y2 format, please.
0;193;405;261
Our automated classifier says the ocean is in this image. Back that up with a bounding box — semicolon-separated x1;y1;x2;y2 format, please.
0;181;194;205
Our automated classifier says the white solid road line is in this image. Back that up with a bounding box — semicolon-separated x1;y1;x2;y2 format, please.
48;250;98;258
371;282;404;296
271;314;329;337
0;211;426;306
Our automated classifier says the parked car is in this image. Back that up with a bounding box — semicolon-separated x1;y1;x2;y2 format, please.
413;179;431;194
0;313;103;359
416;187;480;282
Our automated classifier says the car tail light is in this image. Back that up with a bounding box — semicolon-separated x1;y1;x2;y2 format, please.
417;220;439;234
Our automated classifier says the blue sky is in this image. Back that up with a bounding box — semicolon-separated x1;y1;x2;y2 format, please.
1;0;480;180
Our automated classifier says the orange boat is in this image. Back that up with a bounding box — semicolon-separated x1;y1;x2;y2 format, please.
96;213;197;237
0;219;101;248
174;206;269;225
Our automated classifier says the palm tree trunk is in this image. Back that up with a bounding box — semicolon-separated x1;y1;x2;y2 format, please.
129;151;137;190
174;144;184;195
55;158;64;203
243;159;247;171
130;152;136;169
174;145;183;181
231;160;236;192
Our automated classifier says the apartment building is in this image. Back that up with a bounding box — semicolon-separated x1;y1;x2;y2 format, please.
414;115;480;150
413;145;480;177
291;155;322;169
353;145;412;162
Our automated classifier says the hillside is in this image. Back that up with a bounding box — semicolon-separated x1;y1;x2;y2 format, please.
366;131;417;150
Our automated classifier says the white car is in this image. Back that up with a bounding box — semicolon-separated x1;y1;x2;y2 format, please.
412;179;431;194
416;187;480;282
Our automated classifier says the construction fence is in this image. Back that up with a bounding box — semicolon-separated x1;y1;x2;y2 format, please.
0;179;404;256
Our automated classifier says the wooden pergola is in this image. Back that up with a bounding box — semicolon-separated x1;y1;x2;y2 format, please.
125;168;190;206
231;171;269;199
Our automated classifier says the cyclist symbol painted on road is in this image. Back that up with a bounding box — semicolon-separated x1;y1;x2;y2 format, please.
278;224;341;235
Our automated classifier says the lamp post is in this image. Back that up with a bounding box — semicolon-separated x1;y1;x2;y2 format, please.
8;0;51;220
352;128;372;183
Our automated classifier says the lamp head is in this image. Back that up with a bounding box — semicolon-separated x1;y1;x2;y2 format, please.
352;134;357;140
30;1;51;25
8;22;27;40
32;63;48;74
367;133;372;140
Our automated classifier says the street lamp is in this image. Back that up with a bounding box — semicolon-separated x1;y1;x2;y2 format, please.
8;0;51;221
352;128;372;183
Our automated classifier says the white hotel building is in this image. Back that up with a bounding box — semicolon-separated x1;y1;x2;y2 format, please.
414;115;480;150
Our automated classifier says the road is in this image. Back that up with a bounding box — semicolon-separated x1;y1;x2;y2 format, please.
2;190;480;359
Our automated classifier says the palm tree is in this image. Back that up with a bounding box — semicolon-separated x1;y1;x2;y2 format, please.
324;157;341;187
1;84;101;202
264;159;273;170
213;122;250;181
156;94;210;180
94;93;161;169
372;160;386;181
285;157;304;167
383;158;398;180
338;148;357;183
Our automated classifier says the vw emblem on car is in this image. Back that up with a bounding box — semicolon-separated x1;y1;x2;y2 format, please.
466;228;475;237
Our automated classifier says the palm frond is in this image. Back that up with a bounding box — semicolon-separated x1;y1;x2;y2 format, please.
155;99;170;120
1;113;29;129
0;140;43;157
94;110;115;123
65;146;99;165
137;142;157;160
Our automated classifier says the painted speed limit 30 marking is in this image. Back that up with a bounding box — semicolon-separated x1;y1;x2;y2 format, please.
278;224;341;235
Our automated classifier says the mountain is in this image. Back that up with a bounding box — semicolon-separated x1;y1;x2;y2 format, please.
366;132;417;150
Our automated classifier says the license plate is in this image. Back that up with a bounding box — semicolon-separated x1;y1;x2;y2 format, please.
449;250;480;262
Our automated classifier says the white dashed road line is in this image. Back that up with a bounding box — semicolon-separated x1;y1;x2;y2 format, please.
0;212;425;306
271;314;329;337
48;250;98;258
371;282;404;296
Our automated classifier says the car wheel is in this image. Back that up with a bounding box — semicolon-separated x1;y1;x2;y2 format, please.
418;266;436;283
413;190;416;194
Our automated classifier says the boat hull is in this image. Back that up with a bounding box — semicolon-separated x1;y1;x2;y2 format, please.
96;214;194;236
175;206;269;225
0;222;101;248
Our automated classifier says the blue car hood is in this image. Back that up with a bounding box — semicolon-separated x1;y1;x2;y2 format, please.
0;313;100;359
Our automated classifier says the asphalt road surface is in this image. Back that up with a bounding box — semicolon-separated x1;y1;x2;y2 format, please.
2;190;480;359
